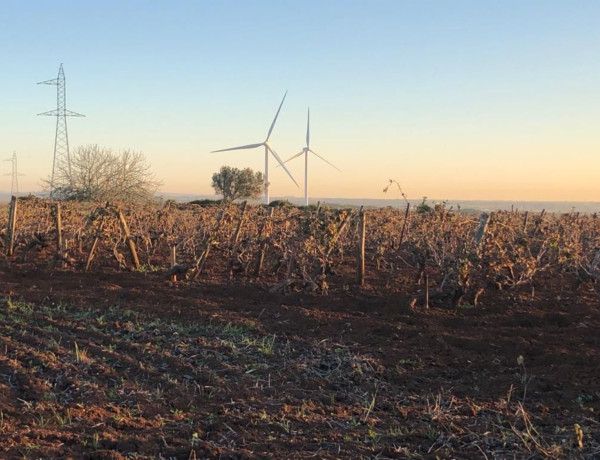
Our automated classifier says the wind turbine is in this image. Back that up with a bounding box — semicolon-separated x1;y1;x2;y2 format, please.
211;92;298;204
283;108;340;206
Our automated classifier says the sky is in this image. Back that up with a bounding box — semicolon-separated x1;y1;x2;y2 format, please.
1;1;599;202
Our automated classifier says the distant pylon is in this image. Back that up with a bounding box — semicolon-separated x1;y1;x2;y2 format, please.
38;64;85;196
4;152;25;196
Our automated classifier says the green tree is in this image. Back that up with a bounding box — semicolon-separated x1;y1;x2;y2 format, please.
416;196;432;214
211;166;264;203
47;145;161;203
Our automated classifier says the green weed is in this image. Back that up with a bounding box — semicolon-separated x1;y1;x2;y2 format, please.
52;408;72;427
74;342;89;363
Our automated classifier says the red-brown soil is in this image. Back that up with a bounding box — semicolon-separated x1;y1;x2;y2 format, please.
1;262;599;459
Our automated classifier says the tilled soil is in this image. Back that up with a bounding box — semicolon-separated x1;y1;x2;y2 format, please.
0;265;599;459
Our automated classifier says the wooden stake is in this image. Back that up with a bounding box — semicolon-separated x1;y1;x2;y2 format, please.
194;209;225;278
534;209;546;235
325;211;352;259
357;209;366;285
398;202;410;247
255;206;274;277
286;246;296;279
424;273;430;309
230;201;247;249
475;212;490;247
6;196;18;256
170;245;177;282
54;203;62;255
116;208;140;269
311;210;353;279
269;245;296;293
52;203;63;258
85;214;105;271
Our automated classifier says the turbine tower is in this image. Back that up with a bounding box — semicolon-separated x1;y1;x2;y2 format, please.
38;64;85;196
4;152;25;196
211;92;298;204
283;108;340;206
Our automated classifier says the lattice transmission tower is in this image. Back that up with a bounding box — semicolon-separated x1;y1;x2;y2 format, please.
4;152;24;196
38;64;85;196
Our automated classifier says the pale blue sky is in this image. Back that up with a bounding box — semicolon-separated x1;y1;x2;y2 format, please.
1;1;599;200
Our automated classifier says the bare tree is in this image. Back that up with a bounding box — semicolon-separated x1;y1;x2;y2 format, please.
47;145;161;203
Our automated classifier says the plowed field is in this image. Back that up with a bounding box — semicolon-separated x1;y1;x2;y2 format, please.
1;262;599;459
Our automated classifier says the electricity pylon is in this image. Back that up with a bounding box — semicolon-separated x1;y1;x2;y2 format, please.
4;152;24;196
38;64;85;196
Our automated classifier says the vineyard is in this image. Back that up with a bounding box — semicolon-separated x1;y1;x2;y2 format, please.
3;197;600;296
1;197;599;458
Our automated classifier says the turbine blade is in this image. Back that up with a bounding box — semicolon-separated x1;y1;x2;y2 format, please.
211;142;263;153
265;91;287;142
306;108;310;148
268;145;299;187
309;149;341;171
282;150;305;164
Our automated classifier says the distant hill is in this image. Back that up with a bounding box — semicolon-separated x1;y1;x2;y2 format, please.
0;191;47;203
2;191;598;214
159;193;599;214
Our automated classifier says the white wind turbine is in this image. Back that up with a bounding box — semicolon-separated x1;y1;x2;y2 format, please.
282;108;340;206
211;92;298;204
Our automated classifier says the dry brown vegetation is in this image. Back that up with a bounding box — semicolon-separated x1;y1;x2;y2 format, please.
0;197;599;458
